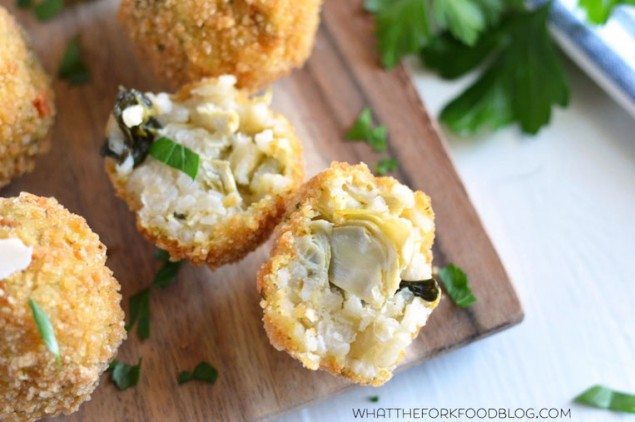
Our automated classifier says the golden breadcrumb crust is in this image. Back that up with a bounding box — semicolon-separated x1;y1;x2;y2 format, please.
0;7;55;189
258;162;437;386
118;0;322;91
0;193;126;421
105;80;304;268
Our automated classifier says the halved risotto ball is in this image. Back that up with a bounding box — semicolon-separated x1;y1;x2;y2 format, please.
258;162;441;386
0;7;55;188
0;193;125;421
103;75;304;267
118;0;322;91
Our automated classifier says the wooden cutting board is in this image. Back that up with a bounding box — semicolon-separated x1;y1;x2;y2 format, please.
1;0;523;420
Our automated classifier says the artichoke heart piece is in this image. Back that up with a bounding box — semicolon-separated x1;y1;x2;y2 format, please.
333;209;414;268
328;222;400;306
296;220;332;283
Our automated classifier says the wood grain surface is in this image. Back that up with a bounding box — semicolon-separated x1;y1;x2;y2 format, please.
1;0;523;420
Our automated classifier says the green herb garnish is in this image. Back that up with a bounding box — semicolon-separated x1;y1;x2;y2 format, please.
346;107;388;152
153;249;182;288
34;0;64;21
368;395;380;403
437;263;476;308
149;137;200;180
375;157;398;175
109;359;142;391
399;278;440;302
58;36;90;85
433;4;569;135
28;298;60;362
574;385;635;414
579;0;635;24
177;362;219;385
365;1;574;135
16;0;33;8
125;288;150;340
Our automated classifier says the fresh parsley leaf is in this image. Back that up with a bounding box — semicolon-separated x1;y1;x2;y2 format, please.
154;248;170;261
34;0;64;21
346;107;388;152
440;3;569;134
422;29;503;79
368;0;430;69
16;0;32;8
368;395;380;403
149;137;200;180
578;0;635;24
109;359;142;391
375;157;398;175
574;385;635;414
437;263;476;308
126;288;150;340
58;37;90;85
177;362;218;385
153;250;182;288
432;0;487;46
28;299;60;362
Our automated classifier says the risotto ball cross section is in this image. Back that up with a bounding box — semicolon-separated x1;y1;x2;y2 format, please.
258;163;441;386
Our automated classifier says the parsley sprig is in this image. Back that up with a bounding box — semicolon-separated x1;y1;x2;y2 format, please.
109;359;142;391
365;0;628;135
58;36;90;86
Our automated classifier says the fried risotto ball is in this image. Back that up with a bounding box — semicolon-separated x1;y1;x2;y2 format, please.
0;193;126;421
104;76;304;267
118;0;322;91
0;7;55;189
258;162;441;386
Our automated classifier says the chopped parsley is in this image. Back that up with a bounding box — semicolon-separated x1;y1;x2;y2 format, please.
58;36;90;85
34;0;64;21
375;157;398;175
16;0;32;8
368;395;380;403
177;362;219;385
574;385;635;414
346;107;388;152
109;359;142;391
153;249;183;288
28;298;60;362
437;263;476;308
125;288;150;340
149;137;200;180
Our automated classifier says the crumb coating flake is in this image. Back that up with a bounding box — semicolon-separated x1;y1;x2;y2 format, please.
118;0;322;91
258;162;439;386
0;193;125;421
0;7;55;188
105;76;304;267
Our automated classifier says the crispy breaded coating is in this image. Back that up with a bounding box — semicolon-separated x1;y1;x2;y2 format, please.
0;193;126;421
258;162;440;386
0;7;55;188
118;0;322;91
104;76;304;268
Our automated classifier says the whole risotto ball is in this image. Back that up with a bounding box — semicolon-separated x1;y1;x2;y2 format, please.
258;162;441;386
0;193;125;421
118;0;322;91
0;7;55;188
103;75;304;267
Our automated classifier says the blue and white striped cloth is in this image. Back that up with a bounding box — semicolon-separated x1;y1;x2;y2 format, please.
549;0;635;118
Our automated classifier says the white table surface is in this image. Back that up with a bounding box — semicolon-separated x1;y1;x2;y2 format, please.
279;58;635;422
